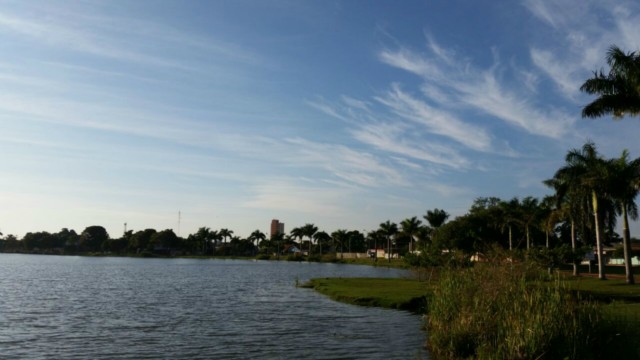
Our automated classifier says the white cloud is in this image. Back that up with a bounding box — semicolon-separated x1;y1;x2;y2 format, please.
350;121;470;169
284;137;406;187
375;84;492;152
379;41;575;139
242;179;350;216
529;48;581;100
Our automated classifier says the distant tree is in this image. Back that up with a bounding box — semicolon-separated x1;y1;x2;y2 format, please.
424;208;450;229
80;226;109;252
313;231;331;255
347;230;366;253
248;229;266;248
401;216;422;253
302;223;318;257
379;221;398;262
22;231;54;251
129;228;157;252
150;229;180;253
331;229;349;259
218;228;233;245
290;227;304;247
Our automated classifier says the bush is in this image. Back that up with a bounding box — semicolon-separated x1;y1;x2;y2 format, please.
307;254;322;262
286;254;303;261
255;253;271;260
427;262;604;359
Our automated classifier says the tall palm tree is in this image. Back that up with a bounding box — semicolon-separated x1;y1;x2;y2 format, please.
302;223;318;257
379;221;398;263
314;231;331;255
248;229;266;248
609;150;640;284
499;198;521;250
553;141;610;280
519;196;542;250
545;169;592;276
401;216;422;253
424;208;449;229
194;227;211;254
290;227;304;248
331;229;348;259
218;228;233;245
581;45;640;119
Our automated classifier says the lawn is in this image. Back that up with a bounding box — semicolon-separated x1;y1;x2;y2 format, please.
303;277;430;313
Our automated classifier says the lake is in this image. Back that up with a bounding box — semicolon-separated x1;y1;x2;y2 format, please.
0;254;427;359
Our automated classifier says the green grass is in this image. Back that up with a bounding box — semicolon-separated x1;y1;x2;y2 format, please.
304;277;430;313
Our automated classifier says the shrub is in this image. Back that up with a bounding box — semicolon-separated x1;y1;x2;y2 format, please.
427;262;603;359
285;254;303;261
255;253;271;260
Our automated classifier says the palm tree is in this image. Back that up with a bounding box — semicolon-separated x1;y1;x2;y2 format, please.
498;198;521;251
218;228;233;245
553;141;610;280
248;229;266;248
194;227;211;254
401;216;422;253
519;196;542;251
424;208;449;229
609;150;640;284
581;45;640;119
314;231;331;255
379;221;398;263
301;223;318;258
290;227;304;248
331;229;348;259
545;169;592;276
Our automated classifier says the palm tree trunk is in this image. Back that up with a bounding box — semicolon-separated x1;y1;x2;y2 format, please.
545;226;549;248
571;219;579;276
508;226;512;251
622;205;635;284
526;225;530;250
592;191;606;280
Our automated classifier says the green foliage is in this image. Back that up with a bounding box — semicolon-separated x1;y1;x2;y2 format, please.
285;254;303;261
426;263;608;359
80;226;109;252
255;253;271;260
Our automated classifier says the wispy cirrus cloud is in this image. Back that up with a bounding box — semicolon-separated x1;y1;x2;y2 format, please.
524;0;640;100
0;7;259;72
242;179;351;216
283;137;406;187
378;39;576;139
350;121;470;169
307;96;474;170
375;84;492;152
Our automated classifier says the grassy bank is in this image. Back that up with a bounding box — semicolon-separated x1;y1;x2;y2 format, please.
306;267;640;359
303;277;430;313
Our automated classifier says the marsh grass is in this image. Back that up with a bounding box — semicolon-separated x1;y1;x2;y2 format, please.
427;262;606;359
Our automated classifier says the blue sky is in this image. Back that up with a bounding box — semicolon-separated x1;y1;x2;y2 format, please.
1;0;639;239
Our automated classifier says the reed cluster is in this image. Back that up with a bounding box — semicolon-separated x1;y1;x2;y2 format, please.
426;262;604;359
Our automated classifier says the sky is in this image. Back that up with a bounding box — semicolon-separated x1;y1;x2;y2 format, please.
1;0;639;239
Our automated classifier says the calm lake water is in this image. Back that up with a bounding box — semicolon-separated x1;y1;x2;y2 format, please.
0;254;427;359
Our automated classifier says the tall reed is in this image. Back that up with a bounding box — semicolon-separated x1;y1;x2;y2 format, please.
426;262;603;359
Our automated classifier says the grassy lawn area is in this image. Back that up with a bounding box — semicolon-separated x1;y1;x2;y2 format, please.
303;277;430;313
561;275;640;323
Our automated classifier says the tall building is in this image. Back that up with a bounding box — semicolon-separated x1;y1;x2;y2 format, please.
270;219;285;238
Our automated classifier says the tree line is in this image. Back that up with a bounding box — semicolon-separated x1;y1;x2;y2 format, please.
1;45;639;281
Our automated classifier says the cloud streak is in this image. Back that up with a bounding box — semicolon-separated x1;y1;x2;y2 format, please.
379;40;576;139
